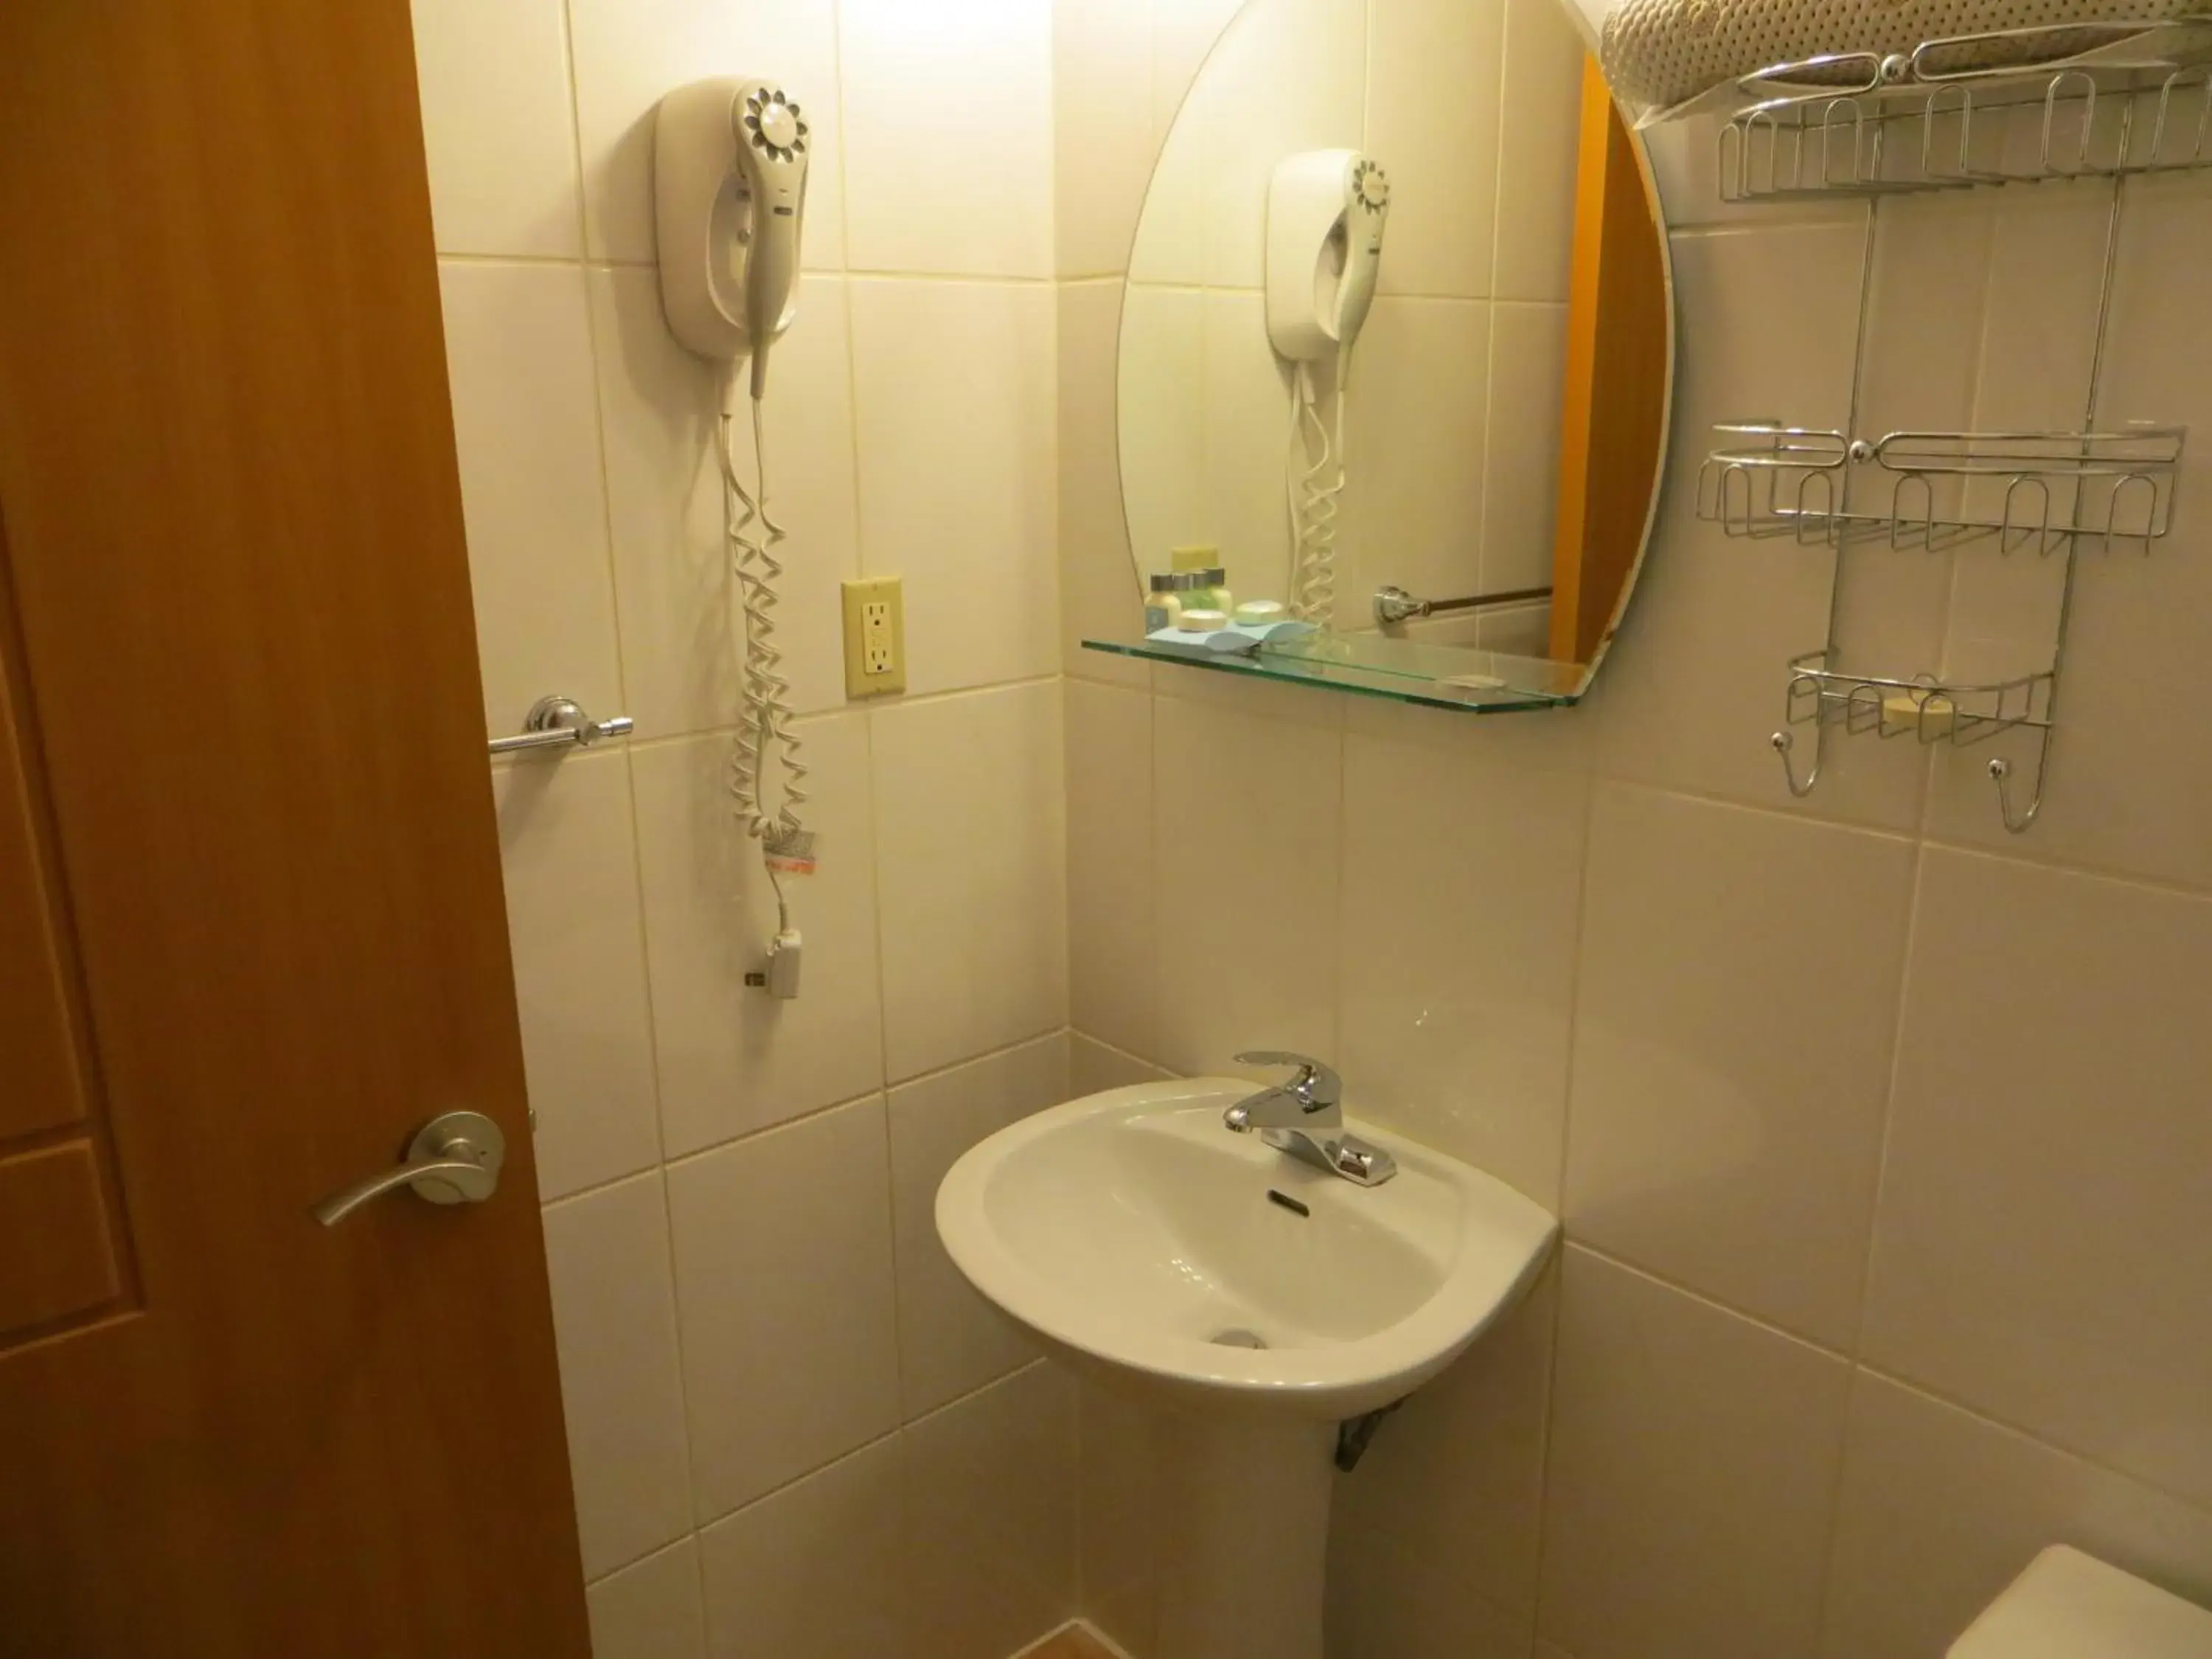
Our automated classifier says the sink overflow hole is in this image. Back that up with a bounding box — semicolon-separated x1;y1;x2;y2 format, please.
1267;1189;1310;1218
1211;1328;1269;1350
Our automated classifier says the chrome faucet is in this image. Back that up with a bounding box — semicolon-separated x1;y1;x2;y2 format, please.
1224;1051;1397;1186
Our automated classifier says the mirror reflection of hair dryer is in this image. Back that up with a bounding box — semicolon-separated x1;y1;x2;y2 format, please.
1265;150;1390;625
1265;150;1391;370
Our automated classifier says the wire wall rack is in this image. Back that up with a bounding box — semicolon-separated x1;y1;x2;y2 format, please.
1712;19;2212;199
1663;18;2205;832
1697;422;2185;553
1769;652;2056;828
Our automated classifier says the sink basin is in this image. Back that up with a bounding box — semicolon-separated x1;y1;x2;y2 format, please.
935;1076;1557;1659
936;1076;1556;1417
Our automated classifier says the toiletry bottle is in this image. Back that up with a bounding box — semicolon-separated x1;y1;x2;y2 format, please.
1147;571;1204;634
1169;546;1235;614
1145;574;1182;634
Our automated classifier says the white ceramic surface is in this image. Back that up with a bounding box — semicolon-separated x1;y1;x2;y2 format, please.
1950;1547;2212;1659
935;1077;1558;1420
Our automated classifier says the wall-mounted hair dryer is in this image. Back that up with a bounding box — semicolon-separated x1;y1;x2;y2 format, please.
1265;150;1390;369
654;77;811;394
653;77;815;1000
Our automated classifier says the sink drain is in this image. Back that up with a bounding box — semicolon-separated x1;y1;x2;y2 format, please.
1210;1328;1268;1350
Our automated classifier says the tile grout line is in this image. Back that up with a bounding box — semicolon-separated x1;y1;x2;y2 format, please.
546;4;667;1173
541;1022;1076;1213
1806;831;1935;1644
578;1531;698;1596
1916;198;2001;824
1119;278;1569;304
1812;1360;1872;1652
840;0;894;1192
1326;710;1348;1072
1574;610;2202;855
1549;768;2212;909
1573;773;1927;849
1845;840;1931;1363
1522;1251;1570;1658
544;671;1066;759
434;255;1071;286
1568;1239;1854;1363
1913;826;2212;905
731;1358;1057;1555
1524;766;1604;1654
1568;1234;2212;1523
1066;1026;1170;1079
824;13;936;1615
844;265;1062;286
548;0;709;1624
580;1355;1065;1595
1844;1363;2212;1522
1484;0;1513;303
1057;677;1079;1056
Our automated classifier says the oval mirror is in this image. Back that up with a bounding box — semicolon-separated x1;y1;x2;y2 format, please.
1110;0;1672;709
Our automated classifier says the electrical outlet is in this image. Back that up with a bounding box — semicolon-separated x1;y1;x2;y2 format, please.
841;576;906;698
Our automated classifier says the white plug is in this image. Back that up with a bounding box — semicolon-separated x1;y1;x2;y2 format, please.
764;928;802;999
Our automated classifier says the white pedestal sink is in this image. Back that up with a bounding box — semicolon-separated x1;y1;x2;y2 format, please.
935;1078;1557;1659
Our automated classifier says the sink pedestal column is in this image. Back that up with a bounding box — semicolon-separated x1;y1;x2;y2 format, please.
1152;1411;1337;1659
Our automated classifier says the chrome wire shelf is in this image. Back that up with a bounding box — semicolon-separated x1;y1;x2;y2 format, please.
1677;22;2202;832
1771;650;2056;827
1778;650;2053;742
1712;20;2212;198
1698;421;2185;553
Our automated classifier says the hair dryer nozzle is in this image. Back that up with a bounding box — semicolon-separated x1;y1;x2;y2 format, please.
729;80;810;395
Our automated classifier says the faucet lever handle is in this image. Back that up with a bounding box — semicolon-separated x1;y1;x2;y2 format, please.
1232;1051;1341;1110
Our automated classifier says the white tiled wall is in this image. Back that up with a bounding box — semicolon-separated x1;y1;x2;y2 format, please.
1058;4;2212;1658
422;0;2212;1651
409;0;1076;1652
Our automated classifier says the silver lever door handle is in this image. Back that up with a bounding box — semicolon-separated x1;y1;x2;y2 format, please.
313;1110;507;1227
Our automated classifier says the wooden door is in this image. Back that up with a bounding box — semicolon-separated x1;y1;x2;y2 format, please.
0;4;590;1656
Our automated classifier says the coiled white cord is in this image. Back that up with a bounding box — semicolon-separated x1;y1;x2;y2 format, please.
717;365;810;927
1284;357;1348;624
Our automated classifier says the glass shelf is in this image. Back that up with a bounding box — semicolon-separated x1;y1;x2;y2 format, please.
1081;630;1586;714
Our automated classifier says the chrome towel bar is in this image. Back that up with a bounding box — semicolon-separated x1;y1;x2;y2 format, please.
489;695;634;757
1374;584;1554;625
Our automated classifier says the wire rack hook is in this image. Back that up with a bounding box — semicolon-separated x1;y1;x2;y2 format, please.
1773;728;1822;796
1989;748;2045;835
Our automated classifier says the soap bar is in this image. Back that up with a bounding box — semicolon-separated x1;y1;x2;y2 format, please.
1883;692;1957;737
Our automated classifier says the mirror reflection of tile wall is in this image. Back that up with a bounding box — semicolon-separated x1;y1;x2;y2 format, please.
1116;0;1585;651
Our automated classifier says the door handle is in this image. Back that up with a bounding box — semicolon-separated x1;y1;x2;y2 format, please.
313;1110;507;1227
